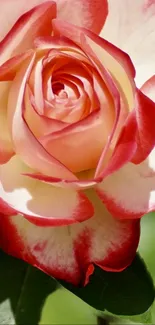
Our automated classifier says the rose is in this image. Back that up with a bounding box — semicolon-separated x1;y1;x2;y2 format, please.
0;0;154;286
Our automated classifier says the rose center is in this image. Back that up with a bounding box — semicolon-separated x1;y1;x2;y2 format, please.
52;81;68;99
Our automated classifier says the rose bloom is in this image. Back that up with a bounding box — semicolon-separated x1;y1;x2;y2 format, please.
0;0;155;286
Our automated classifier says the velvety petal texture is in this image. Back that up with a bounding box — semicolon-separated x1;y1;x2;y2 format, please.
101;0;155;87
96;148;155;219
0;81;14;163
0;2;56;65
0;0;150;286
0;0;108;43
0;191;140;285
0;156;93;225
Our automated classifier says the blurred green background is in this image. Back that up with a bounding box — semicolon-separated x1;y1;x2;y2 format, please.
39;212;155;324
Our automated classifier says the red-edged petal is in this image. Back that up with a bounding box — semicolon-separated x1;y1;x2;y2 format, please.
53;19;135;111
97;88;155;179
101;0;155;87
131;89;155;164
52;19;138;177
0;50;35;81
0;155;94;226
21;172;99;190
0;191;140;285
0;1;56;65
141;75;155;102
56;0;108;34
0;0;108;42
96;110;137;179
96;146;155;219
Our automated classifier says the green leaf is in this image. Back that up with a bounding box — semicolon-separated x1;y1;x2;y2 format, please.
40;288;98;325
60;254;155;315
0;250;58;325
0;246;154;323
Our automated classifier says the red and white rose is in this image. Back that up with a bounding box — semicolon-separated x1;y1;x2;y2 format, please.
0;0;155;285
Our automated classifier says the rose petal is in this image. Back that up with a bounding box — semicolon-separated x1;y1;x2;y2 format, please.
57;0;108;34
131;89;155;164
40;108;112;173
52;19;138;176
96;147;155;219
0;155;94;225
21;172;99;190
53;19;135;110
0;190;139;285
0;2;56;65
24;86;68;137
141;75;155;102
0;0;108;42
31;57;44;115
7;51;76;180
34;35;84;53
101;0;155;87
98;88;155;179
96;110;137;179
0;82;14;164
0;50;34;81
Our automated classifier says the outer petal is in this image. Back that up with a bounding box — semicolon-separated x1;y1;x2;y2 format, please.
100;87;155;174
0;191;140;285
96;88;155;179
0;51;35;164
56;0;108;34
0;155;94;226
0;50;35;81
0;2;56;65
96;110;137;179
0;0;108;42
101;0;155;87
131;89;155;164
141;75;155;101
96;147;155;219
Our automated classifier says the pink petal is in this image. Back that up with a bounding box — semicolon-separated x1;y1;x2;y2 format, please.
141;75;155;102
98;88;155;179
96;147;155;219
24;86;68;138
96;111;137;179
7;51;76;180
0;0;108;43
57;0;108;34
0;82;14;164
30;57;44;115
0;2;56;65
52;20;137;176
132;89;155;164
53;19;135;111
39;109;111;173
0;50;34;81
0;155;93;226
101;0;155;87
0;191;140;285
21;172;99;190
